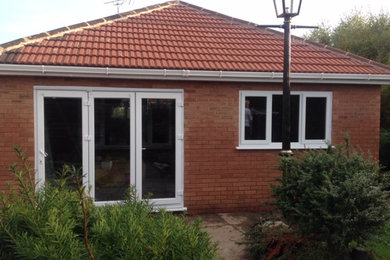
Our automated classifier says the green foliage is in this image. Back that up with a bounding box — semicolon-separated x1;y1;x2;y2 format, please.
246;218;308;260
0;146;217;260
90;193;217;259
271;140;390;256
365;220;390;259
306;11;390;66
304;22;333;46
0;146;86;259
380;129;390;171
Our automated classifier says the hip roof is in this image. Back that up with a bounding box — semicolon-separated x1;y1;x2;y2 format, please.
1;1;390;75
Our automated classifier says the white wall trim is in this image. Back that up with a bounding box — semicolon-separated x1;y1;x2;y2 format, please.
34;85;184;93
1;64;390;85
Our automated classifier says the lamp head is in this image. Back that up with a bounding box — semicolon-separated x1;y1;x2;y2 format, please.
273;0;302;18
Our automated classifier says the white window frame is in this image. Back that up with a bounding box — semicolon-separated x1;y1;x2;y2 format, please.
34;86;185;211
135;92;184;209
35;90;89;189
89;91;136;206
238;90;332;150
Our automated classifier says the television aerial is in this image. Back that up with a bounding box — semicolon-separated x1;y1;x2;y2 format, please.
105;0;133;14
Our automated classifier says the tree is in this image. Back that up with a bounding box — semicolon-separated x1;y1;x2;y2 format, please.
306;12;390;66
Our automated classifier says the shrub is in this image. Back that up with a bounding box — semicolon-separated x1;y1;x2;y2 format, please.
246;217;307;260
90;193;217;259
380;128;390;171
0;146;217;259
271;139;390;257
0;147;87;259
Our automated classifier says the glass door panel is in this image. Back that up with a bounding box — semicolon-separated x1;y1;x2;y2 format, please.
94;98;131;201
141;98;176;199
44;97;83;183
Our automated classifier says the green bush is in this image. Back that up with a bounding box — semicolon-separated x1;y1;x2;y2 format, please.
271;139;390;257
245;217;308;260
0;146;217;260
90;194;217;259
0;148;86;259
380;128;390;171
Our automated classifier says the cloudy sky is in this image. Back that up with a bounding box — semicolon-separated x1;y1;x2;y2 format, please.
1;0;390;44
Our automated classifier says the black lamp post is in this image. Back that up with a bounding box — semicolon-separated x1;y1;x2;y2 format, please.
273;0;302;157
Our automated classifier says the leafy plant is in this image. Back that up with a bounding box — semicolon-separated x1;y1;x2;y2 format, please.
0;146;87;259
271;138;390;257
246;217;308;260
306;12;390;66
0;146;218;260
90;192;218;259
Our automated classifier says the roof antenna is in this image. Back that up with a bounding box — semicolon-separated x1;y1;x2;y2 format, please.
105;0;133;14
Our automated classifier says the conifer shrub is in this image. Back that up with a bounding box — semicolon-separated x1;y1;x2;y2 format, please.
0;146;217;259
271;139;390;257
0;147;87;259
90;193;217;259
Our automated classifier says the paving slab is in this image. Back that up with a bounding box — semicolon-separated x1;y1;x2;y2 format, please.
193;212;267;260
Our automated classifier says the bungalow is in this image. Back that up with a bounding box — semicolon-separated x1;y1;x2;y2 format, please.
1;1;390;214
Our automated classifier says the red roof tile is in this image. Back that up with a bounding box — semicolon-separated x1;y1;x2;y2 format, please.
0;1;390;75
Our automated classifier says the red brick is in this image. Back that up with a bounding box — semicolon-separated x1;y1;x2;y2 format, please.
0;76;381;214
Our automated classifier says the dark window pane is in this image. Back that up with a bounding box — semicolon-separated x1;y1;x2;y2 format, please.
305;97;326;140
245;97;266;140
94;99;130;201
44;98;82;183
271;95;299;142
142;99;176;199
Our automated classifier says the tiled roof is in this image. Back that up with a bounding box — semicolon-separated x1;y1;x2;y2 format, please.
1;1;390;75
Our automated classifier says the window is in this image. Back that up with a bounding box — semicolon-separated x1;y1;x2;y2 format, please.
239;91;332;149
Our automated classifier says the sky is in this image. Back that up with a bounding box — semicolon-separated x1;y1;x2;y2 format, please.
1;0;390;44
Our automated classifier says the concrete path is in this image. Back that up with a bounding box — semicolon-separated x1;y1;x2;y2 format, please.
194;212;265;260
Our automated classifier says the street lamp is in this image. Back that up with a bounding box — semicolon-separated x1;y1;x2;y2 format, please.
273;0;302;157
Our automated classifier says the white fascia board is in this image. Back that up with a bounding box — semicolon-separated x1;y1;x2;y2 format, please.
1;64;390;85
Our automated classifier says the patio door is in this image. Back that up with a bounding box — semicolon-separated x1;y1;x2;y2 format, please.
91;92;135;202
36;91;89;187
35;88;184;210
136;93;184;208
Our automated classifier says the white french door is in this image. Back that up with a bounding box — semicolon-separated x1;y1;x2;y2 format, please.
36;90;89;188
35;88;184;210
136;92;184;208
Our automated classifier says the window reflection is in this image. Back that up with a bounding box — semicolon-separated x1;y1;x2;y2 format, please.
272;95;299;142
142;99;176;199
94;99;130;201
306;97;326;140
44;98;82;184
244;97;267;140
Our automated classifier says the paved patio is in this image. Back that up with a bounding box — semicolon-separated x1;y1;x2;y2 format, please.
193;212;268;260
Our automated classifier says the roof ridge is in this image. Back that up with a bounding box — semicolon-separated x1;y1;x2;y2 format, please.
0;1;179;55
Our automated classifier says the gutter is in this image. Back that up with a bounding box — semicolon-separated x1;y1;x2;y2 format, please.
1;64;390;85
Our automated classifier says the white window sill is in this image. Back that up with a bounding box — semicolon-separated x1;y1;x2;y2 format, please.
94;201;187;212
236;142;330;150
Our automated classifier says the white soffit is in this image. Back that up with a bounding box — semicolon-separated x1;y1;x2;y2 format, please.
1;64;390;85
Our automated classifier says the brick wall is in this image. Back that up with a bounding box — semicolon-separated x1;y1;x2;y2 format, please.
0;76;381;213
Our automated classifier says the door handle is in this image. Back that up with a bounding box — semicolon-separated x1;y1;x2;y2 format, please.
40;149;48;157
142;147;147;151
